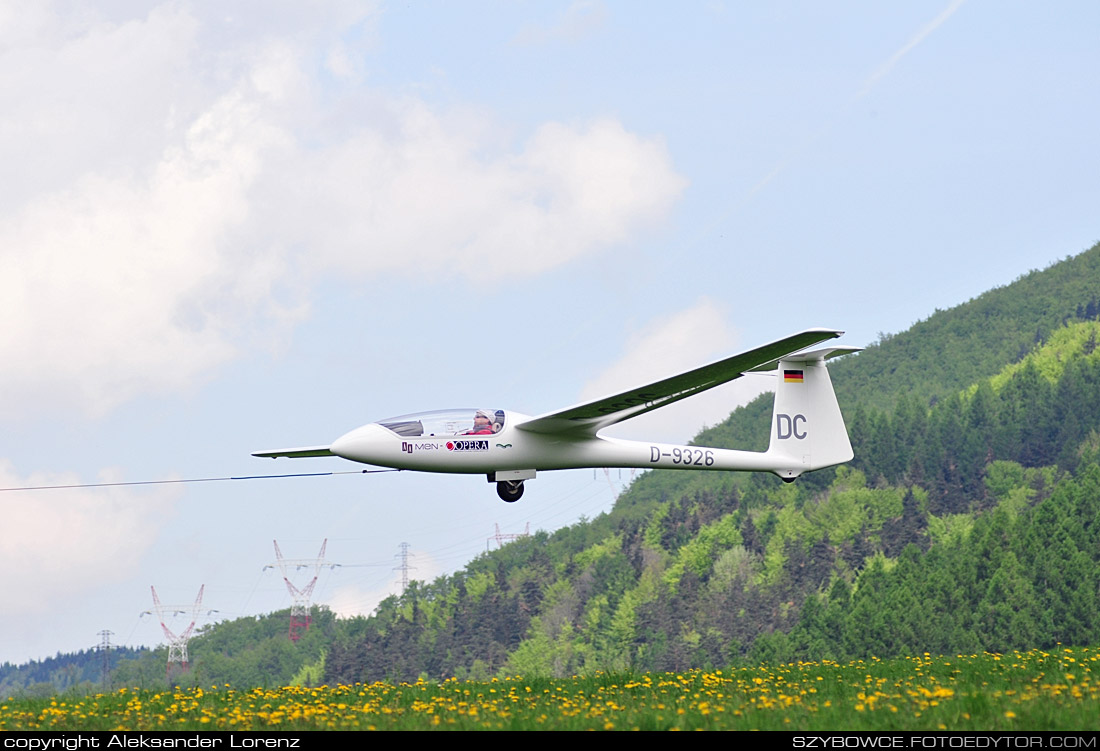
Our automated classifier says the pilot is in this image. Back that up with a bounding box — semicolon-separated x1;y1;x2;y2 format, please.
464;409;496;435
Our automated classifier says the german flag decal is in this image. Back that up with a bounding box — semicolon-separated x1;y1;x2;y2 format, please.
783;369;804;383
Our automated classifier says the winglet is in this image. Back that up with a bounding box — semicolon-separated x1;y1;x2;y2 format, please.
747;344;861;373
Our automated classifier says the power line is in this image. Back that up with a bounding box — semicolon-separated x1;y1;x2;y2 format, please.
0;468;401;493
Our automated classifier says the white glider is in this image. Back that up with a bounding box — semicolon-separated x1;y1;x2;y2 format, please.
254;328;859;501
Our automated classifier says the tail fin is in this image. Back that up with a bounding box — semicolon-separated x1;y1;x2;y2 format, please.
766;346;859;480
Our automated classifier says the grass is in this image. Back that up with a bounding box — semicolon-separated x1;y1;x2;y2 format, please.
3;647;1097;731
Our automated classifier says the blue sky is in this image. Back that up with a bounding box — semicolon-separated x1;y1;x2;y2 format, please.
1;1;1098;666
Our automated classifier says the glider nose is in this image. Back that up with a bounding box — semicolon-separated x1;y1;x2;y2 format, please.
330;423;392;465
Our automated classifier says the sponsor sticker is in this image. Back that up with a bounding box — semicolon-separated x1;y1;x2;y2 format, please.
446;440;489;452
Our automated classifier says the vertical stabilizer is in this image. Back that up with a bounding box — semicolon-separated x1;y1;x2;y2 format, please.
767;347;858;479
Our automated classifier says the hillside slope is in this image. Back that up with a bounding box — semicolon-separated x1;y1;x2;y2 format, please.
13;241;1100;692
320;242;1100;681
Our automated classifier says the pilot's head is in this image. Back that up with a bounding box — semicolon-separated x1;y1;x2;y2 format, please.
474;409;493;427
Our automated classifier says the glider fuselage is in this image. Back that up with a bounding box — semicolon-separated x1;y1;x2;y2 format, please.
328;410;798;475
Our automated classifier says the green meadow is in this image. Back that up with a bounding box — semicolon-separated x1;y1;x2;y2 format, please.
3;647;1097;731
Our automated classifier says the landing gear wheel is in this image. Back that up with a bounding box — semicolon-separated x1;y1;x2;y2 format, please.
497;480;524;503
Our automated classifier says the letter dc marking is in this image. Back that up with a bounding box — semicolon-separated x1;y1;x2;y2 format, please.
776;413;807;440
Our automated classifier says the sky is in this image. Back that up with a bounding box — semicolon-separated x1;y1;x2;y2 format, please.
1;0;1098;667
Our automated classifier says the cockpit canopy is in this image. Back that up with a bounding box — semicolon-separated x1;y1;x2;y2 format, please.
377;409;506;437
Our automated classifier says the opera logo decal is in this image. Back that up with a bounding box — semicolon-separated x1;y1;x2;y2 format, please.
446;440;489;452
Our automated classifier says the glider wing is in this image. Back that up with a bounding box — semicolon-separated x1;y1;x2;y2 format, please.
517;328;843;437
252;446;335;459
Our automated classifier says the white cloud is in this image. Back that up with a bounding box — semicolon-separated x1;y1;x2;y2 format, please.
0;81;298;417
0;5;204;205
0;3;687;417
580;300;773;444
273;113;687;281
0;460;179;616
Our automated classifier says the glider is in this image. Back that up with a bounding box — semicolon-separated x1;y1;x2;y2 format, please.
254;328;859;502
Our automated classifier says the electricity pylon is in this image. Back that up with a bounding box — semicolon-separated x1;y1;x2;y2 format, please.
487;522;531;550
268;539;334;642
97;629;113;690
148;584;204;685
394;542;415;594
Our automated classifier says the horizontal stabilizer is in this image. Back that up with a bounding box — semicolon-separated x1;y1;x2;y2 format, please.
747;345;862;373
252;446;334;459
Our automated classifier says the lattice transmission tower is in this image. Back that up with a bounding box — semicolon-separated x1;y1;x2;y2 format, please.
394;542;415;594
97;629;113;690
267;539;335;642
487;522;531;550
148;585;205;685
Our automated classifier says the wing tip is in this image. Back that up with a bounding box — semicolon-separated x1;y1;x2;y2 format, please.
800;327;844;338
251;446;334;459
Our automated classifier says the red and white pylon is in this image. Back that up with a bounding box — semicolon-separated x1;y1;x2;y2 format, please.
487;522;531;550
268;539;331;642
148;584;204;684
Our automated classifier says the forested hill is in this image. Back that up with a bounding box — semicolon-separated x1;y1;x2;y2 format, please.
0;647;150;697
315;241;1100;682
12;242;1100;694
834;242;1100;412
